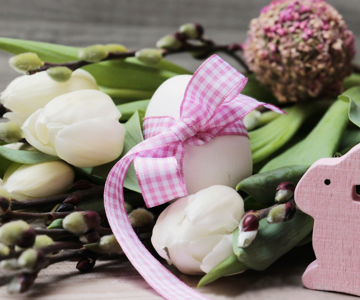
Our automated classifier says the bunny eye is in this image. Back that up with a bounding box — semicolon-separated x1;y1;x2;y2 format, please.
324;179;331;185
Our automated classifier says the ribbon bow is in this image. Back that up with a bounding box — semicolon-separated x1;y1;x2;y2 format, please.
104;55;284;300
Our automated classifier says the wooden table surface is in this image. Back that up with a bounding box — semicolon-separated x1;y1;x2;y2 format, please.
0;1;359;299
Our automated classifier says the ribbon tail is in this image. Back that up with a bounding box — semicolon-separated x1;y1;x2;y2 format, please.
104;153;208;300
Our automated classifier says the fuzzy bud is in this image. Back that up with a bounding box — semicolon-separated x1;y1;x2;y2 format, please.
179;23;203;39
0;242;10;257
267;201;296;224
237;211;259;248
0;122;22;143
125;202;132;214
76;257;96;272
156;35;182;50
78;45;108;63
7;273;37;294
0;220;35;247
128;208;154;228
62;211;101;235
135;49;162;66
33;235;54;250
99;234;122;254
18;249;38;269
46;67;72;82
275;182;295;203
1;258;20;270
9;53;44;74
104;44;128;53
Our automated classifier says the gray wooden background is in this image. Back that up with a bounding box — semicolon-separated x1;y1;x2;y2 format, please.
0;0;359;90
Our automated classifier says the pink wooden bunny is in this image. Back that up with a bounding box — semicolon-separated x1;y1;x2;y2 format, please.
295;143;360;296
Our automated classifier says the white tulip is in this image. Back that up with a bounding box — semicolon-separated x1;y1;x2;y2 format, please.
151;185;244;275
1;69;99;127
2;161;74;201
22;90;126;168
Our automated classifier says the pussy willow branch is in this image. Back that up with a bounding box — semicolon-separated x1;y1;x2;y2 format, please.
27;42;249;75
10;185;104;210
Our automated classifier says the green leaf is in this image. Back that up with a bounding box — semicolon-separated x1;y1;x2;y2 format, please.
241;74;278;105
343;86;360;127
47;218;64;229
260;97;350;172
198;254;248;287
0;146;58;165
233;211;313;271
0;37;190;91
236;165;309;207
117;100;150;122
0;157;13;178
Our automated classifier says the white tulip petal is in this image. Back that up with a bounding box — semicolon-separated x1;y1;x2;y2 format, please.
200;234;234;273
1;70;99;126
55;118;125;168
168;241;203;275
41;90;121;125
189;234;224;262
22;110;57;156
185;185;244;232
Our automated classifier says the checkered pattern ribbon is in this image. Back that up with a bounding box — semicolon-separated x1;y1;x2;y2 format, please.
104;55;284;299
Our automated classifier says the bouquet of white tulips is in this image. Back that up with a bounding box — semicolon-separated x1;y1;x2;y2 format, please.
0;0;360;296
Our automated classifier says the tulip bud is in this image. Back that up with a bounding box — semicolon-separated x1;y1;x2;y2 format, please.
46;67;72;82
156;35;183;50
275;182;295;203
1;258;20;270
152;185;244;275
7;273;37;294
0;122;22;143
243;110;261;130
9;53;44;74
22;90;126;168
18;248;46;269
1;69;99;127
0;242;10;257
128;208;154;228
62;211;101;235
179;23;204;39
237;211;259;248
135;49;162;66
0;220;35;247
2;161;74;201
76;257;96;272
104;44;128;53
33;235;54;249
78;45;108;62
99;234;122;254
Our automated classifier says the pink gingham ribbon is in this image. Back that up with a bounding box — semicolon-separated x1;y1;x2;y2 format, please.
104;55;284;299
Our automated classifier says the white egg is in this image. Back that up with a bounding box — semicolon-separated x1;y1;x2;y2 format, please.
145;75;252;195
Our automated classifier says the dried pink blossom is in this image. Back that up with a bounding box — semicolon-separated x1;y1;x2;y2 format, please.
243;0;355;103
